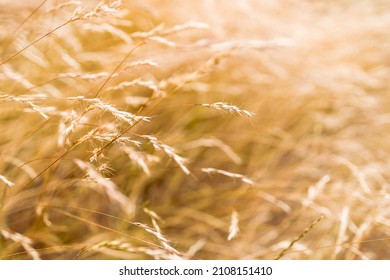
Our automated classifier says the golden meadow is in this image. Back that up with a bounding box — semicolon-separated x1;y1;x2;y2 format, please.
0;0;389;259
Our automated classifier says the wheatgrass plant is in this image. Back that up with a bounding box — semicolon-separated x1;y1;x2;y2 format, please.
0;0;390;260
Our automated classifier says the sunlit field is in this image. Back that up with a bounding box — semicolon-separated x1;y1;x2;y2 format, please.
1;0;390;260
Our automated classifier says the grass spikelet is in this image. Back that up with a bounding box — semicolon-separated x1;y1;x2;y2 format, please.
227;211;239;241
11;35;48;67
121;146;160;176
108;79;158;92
2;65;35;89
258;191;291;213
128;59;158;68
2;156;37;179
303;175;331;207
69;97;150;126
185;138;242;164
0;94;50;119
83;23;132;45
158;53;227;91
0;229;40;260
346;218;373;260
143;136;190;175
275;215;325;260
58;72;118;81
200;102;255;118
332;207;349;259
336;157;371;194
74;159;131;214
143;208;182;257
87;239;181;260
210;38;293;51
44;1;81;15
58;110;86;147
158;21;210;35
132;21;209;39
202;168;254;186
133;221;181;257
69;0;122;21
0;175;14;187
124;96;149;107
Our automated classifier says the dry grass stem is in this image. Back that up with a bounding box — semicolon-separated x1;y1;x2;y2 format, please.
275;215;325;260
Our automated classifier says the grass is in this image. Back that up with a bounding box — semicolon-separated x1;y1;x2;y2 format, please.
0;0;390;260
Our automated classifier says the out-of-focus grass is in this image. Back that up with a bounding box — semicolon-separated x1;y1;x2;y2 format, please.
0;0;390;260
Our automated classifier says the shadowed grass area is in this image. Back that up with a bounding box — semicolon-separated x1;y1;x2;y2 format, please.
1;0;390;260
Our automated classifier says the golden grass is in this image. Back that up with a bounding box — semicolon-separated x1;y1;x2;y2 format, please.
1;0;390;259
